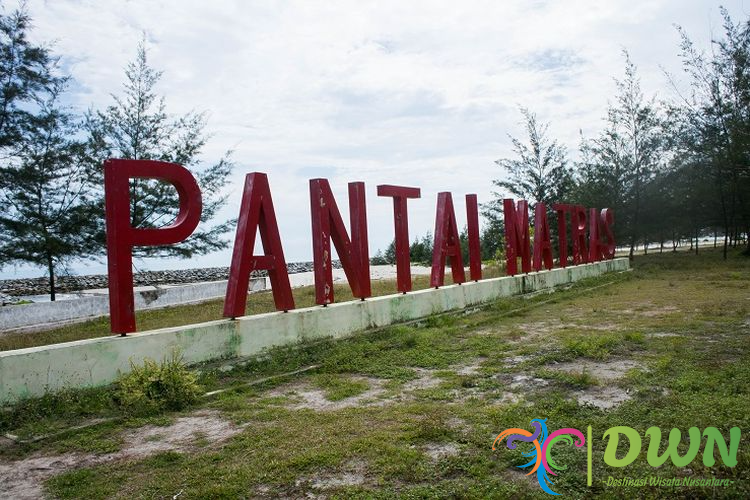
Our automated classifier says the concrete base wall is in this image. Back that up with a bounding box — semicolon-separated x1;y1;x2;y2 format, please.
0;278;266;333
0;258;629;403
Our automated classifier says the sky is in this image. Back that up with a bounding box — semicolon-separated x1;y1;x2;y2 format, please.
3;0;749;278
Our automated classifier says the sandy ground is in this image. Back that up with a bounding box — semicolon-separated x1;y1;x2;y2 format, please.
0;351;648;497
0;411;243;500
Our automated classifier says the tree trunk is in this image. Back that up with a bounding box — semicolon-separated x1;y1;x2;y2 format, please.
47;254;56;302
695;228;699;255
628;239;635;261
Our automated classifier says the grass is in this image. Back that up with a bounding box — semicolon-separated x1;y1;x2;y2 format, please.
0;248;749;498
311;374;371;401
0;265;504;352
533;367;599;388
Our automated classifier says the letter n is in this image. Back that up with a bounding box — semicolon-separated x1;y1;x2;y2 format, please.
431;192;466;287
702;427;741;467
224;172;294;318
310;179;371;305
503;199;531;275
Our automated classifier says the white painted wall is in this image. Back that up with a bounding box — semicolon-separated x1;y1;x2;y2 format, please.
0;259;630;403
0;278;266;333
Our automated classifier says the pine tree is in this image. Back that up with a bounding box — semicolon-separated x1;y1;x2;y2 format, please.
574;52;664;258
0;82;101;300
0;7;58;148
611;52;664;259
485;107;571;257
491;107;573;212
574;111;629;244
88;40;234;258
0;6;100;300
673;9;750;256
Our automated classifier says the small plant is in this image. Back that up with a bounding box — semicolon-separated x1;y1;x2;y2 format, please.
403;333;419;348
311;374;369;401
405;411;453;443
535;367;598;389
561;334;622;359
424;315;457;328
624;331;645;343
115;352;201;415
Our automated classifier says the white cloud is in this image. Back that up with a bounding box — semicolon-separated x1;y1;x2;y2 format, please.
4;0;746;276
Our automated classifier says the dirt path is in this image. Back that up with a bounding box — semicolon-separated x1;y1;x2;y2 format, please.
0;412;242;499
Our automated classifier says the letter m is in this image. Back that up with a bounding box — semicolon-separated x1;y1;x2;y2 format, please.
503;199;531;275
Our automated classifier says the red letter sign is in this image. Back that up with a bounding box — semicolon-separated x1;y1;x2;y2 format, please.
377;184;421;293
224;173;294;318
431;192;466;287
588;207;603;262
104;159;202;334
503;199;531;275
532;203;554;271
571;205;588;265
553;204;571;267
600;208;616;259
466;194;482;281
310;179;371;305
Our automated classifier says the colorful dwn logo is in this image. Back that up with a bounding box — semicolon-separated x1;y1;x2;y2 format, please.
493;419;740;496
493;418;586;495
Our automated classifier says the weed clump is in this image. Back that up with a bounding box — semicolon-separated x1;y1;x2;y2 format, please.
560;333;624;359
115;354;201;415
311;374;370;401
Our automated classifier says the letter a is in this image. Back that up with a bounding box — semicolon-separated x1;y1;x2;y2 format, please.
532;203;554;271
224;173;294;318
431;192;466;287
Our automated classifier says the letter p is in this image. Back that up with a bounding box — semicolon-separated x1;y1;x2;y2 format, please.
104;159;202;334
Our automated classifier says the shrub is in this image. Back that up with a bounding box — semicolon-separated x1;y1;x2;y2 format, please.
115;353;201;415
